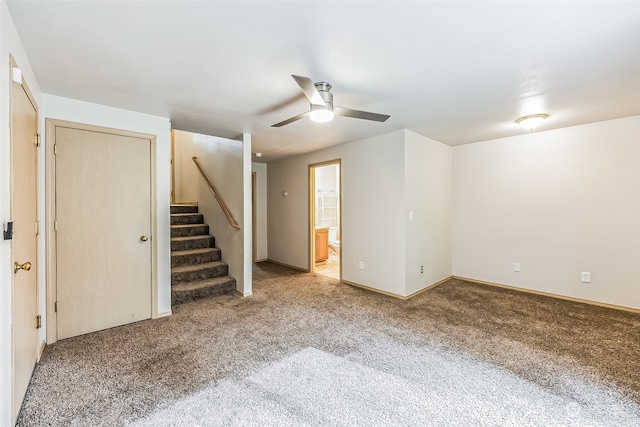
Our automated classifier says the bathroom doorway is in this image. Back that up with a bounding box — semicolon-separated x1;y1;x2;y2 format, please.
309;160;341;280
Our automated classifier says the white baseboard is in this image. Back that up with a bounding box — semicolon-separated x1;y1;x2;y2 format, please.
155;310;172;319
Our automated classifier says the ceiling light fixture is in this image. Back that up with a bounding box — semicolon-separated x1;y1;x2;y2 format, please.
516;114;548;131
309;104;334;123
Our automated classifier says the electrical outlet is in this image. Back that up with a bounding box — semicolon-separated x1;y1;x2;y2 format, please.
358;261;364;270
514;263;521;272
581;272;591;283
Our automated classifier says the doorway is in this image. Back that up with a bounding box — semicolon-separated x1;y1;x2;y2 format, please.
10;56;39;425
310;160;341;280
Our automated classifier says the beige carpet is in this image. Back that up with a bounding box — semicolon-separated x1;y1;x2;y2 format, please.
16;262;640;426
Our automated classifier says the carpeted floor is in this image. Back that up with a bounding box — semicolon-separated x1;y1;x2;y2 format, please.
16;262;640;426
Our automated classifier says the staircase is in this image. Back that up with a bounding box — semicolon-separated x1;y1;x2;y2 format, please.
171;204;236;306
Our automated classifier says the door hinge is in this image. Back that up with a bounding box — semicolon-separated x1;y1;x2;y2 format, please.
35;133;41;147
54;221;58;232
36;315;41;329
53;144;58;155
35;221;40;236
54;301;58;312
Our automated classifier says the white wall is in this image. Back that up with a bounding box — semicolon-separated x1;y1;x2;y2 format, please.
404;130;453;295
0;1;42;423
41;95;173;317
252;162;268;261
452;116;640;310
268;130;408;296
172;130;250;294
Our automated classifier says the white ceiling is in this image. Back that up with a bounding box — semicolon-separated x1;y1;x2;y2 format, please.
6;1;640;162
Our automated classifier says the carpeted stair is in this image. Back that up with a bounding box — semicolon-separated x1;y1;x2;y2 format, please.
171;204;236;305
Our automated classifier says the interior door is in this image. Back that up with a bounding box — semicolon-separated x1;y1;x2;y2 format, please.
11;66;39;423
55;126;152;340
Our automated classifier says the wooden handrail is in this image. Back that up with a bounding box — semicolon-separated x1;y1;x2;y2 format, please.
191;157;240;230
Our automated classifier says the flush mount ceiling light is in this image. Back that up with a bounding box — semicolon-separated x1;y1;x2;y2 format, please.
516;114;548;131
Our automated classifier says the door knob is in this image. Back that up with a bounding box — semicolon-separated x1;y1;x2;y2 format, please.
14;261;32;274
140;235;149;242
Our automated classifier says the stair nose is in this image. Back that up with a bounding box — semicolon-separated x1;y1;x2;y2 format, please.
171;213;204;225
171;235;215;251
171;261;229;285
170;204;199;214
171;276;236;306
171;248;221;268
171;224;209;238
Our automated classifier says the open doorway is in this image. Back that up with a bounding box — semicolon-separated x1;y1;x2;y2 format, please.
310;160;341;280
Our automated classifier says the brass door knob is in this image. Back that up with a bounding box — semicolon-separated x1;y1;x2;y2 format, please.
140;235;149;242
14;261;32;274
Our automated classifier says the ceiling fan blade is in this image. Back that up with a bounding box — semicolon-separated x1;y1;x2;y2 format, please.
272;111;310;127
334;106;390;122
292;75;325;106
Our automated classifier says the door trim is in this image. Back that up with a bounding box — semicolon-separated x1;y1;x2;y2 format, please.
308;159;342;280
45;119;158;344
252;172;257;262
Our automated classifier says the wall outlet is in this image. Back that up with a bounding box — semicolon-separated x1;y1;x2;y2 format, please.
358;261;364;270
514;262;521;272
581;272;591;283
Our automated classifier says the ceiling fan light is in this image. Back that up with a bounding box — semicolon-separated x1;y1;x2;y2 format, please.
516;114;548;131
310;106;334;123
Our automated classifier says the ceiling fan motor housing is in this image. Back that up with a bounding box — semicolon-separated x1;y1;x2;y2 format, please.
313;82;333;110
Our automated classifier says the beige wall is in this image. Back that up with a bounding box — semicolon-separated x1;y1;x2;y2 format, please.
268;129;453;297
452;116;640;310
267;118;639;309
405;130;453;295
268;130;407;295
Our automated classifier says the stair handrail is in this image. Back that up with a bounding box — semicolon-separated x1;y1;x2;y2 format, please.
191;156;240;230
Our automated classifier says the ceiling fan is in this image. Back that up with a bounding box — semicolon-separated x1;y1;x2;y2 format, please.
272;75;390;127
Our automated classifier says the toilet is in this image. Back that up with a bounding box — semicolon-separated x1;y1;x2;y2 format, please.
328;227;340;256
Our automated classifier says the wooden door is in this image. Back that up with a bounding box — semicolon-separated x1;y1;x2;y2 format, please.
55;127;152;340
11;65;39;423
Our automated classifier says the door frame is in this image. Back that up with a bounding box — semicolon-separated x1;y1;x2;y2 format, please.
170;129;176;203
45;119;159;344
252;171;257;262
10;54;40;424
308;159;342;279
